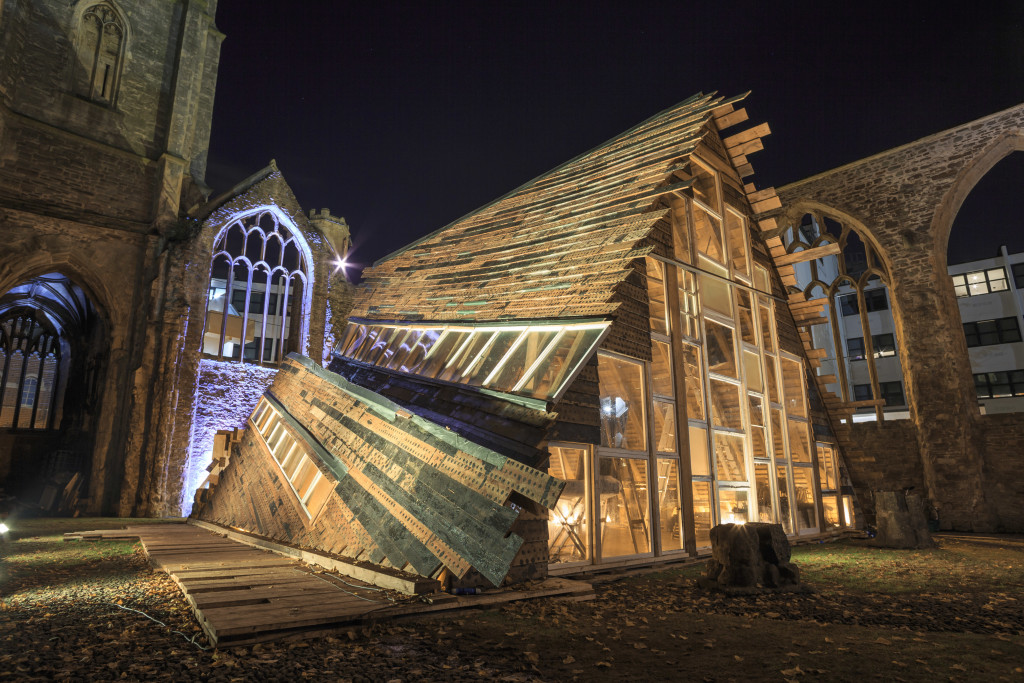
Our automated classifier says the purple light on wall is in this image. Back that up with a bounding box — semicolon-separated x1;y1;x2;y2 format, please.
180;359;279;516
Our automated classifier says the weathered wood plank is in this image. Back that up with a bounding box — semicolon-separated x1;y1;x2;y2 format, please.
772;242;842;267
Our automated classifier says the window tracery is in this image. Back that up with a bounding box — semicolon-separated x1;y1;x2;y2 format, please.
0;312;61;430
783;211;906;420
203;210;309;364
72;3;126;105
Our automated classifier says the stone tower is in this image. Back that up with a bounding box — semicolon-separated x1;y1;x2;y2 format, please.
0;0;224;514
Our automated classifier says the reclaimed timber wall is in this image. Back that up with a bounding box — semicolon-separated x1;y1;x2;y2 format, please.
197;355;564;587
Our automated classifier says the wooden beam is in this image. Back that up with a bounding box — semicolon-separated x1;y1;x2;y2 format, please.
772;241;842;267
845;399;887;409
710;102;735;118
750;195;782;214
714;107;749;130
735;162;755;178
723;122;771;149
747;188;778;204
757;216;778;233
727;137;764;158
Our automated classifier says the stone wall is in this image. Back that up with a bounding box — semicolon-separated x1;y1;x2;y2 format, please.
777;103;1024;530
978;414;1024;531
181;359;278;515
0;0;223;515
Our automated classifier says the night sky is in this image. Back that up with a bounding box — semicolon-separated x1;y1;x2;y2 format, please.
205;2;1024;274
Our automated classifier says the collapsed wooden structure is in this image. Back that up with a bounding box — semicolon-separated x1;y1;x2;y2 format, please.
195;92;859;587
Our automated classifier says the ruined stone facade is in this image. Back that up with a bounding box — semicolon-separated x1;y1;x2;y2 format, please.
775;104;1024;531
0;1;349;516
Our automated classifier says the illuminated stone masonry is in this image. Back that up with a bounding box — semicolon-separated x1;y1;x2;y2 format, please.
774;103;1024;532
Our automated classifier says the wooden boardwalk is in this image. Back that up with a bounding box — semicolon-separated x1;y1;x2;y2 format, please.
67;522;594;648
67;523;396;647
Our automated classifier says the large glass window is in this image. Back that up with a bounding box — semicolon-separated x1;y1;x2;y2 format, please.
692;480;714;548
598;353;646;450
705;320;737;377
792;466;818;532
338;320;607;401
656;458;684;552
598;457;650;558
725;208;750;279
547;445;591;565
646;258;669;336
204;210;309;365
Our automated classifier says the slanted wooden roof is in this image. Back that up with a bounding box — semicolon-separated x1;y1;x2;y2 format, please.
352;92;746;323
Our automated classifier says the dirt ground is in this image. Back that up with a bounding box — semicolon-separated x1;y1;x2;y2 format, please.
2;519;1023;681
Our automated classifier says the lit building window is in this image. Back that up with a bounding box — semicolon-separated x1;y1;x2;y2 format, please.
952;268;1009;297
846;333;896;360
204;210;310;364
963;317;1022;347
249;398;333;518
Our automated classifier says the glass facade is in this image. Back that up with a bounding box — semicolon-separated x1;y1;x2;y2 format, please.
545;156;847;568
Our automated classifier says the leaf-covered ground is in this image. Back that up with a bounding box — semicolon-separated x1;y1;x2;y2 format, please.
1;521;1022;681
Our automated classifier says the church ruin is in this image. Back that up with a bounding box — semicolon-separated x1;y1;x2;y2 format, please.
1;0;1023;587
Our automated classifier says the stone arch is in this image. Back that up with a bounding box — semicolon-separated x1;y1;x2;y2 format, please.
932;131;1024;258
780;199;896;279
203;204;317;360
0;258;115;338
0;263;113;507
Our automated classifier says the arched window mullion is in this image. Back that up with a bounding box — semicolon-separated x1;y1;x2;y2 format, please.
205;210;309;365
238;264;254;364
11;346;31;429
216;262;237;361
277;277;292;363
0;346;12;426
256;266;272;366
28;351;44;429
47;354;60;430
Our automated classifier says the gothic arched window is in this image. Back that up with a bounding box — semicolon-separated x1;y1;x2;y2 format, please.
0;312;62;430
783;211;906;421
73;3;126;105
203;210;309;365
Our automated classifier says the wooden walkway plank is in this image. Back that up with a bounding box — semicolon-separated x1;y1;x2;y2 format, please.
72;522;592;648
